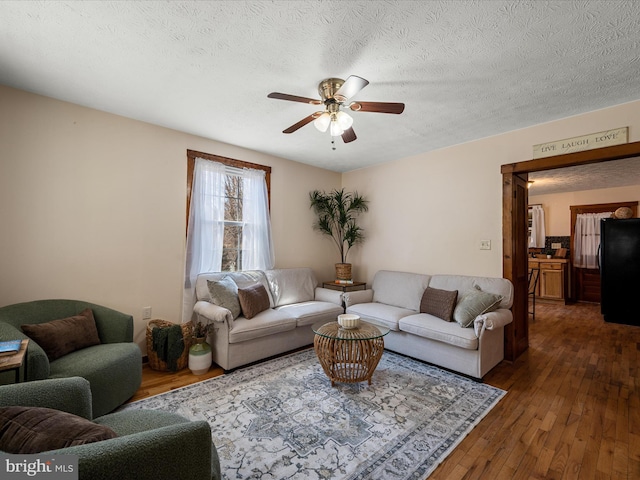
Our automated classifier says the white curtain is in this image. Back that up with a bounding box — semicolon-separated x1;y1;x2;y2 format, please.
529;205;546;248
574;212;613;268
241;168;275;271
182;158;226;322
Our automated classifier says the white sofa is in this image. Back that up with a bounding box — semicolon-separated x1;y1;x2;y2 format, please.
344;270;514;379
193;267;343;370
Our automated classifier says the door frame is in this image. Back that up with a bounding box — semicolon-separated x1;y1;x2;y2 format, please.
501;140;640;361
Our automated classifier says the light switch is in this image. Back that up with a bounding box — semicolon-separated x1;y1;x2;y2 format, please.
480;240;491;250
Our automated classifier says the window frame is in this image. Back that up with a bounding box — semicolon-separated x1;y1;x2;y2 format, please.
186;149;272;233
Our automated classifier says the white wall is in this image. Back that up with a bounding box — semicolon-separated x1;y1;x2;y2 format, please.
343;99;640;284
530;185;640;236
0;85;341;348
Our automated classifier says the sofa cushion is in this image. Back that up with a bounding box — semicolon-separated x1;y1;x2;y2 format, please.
265;268;317;307
207;277;241;319
346;302;415;331
0;406;117;454
399;314;479;350
420;287;458;321
429;275;513;309
238;283;271;319
21;308;101;361
276;301;344;327
228;310;296;343
371;270;431;311
453;286;503;328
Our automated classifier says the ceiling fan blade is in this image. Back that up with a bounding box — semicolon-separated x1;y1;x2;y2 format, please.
268;92;322;105
341;127;357;143
350;101;405;114
334;75;369;101
282;113;320;134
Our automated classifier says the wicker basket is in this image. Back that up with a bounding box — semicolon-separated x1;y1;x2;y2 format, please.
146;320;193;372
335;263;352;281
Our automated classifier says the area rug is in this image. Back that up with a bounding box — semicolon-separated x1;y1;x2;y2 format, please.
122;349;505;479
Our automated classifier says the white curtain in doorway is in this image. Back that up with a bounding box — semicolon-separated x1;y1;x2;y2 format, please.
573;212;613;268
529;205;546;248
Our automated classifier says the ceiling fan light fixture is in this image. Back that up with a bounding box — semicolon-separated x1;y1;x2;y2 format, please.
329;118;344;137
335;111;353;130
313;112;331;132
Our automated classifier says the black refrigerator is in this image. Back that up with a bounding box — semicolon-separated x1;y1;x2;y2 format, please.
600;218;640;325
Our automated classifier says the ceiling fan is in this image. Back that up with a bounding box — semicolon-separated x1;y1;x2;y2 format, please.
267;75;404;144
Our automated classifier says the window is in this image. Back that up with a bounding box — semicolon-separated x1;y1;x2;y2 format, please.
183;150;273;321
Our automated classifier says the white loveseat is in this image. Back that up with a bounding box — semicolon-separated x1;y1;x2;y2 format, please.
193;268;343;370
344;270;514;379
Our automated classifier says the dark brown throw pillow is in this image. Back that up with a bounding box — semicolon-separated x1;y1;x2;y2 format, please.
21;308;101;361
0;406;117;454
420;287;458;321
237;283;271;319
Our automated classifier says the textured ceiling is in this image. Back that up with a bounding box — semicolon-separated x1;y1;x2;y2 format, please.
529;156;640;196
1;1;640;174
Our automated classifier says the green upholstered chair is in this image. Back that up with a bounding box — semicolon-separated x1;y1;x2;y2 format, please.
0;299;142;417
0;377;221;480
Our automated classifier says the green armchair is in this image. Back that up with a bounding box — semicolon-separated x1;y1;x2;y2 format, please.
0;299;142;417
0;377;221;480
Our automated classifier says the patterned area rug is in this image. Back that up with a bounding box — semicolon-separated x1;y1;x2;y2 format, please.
122;349;505;480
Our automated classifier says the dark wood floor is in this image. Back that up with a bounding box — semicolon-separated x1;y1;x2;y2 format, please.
131;302;640;479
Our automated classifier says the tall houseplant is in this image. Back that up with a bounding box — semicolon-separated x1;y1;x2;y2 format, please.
309;188;369;280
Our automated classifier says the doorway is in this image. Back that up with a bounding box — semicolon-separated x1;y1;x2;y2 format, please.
501;141;640;361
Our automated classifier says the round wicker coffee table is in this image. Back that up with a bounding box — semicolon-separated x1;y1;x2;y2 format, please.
312;321;390;386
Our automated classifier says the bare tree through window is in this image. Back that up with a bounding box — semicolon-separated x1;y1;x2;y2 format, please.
187;150;271;273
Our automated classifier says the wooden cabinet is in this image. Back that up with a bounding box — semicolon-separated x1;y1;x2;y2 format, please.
529;259;569;303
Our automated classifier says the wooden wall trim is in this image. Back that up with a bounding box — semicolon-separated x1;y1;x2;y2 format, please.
502;140;640;361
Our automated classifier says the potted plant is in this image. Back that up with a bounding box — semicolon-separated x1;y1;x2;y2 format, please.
188;321;213;375
309;188;369;281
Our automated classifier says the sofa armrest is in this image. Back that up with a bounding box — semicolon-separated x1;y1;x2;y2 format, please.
193;301;233;325
314;287;343;306
343;289;374;308
0;377;93;420
92;305;134;344
473;309;513;337
51;421;218;480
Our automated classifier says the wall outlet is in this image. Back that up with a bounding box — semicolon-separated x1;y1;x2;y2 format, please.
142;306;152;320
480;240;491;250
551;242;562;249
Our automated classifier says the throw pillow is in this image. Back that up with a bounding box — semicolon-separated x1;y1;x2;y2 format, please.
207;277;241;319
21;308;101;361
420;287;458;321
237;283;271;319
0;406;117;454
453;285;503;328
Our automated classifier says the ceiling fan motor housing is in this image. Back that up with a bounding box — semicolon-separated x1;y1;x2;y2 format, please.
318;78;345;102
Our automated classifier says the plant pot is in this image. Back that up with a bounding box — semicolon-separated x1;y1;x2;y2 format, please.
335;263;352;281
188;337;212;375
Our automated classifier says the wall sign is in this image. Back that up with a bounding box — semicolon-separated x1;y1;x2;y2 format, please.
533;127;628;159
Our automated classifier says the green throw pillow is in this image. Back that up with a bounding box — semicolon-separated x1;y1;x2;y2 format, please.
207;277;241;319
453;285;503;328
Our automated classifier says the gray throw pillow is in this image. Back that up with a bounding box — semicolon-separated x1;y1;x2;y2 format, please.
420;287;458;321
207;277;241;319
453;285;503;328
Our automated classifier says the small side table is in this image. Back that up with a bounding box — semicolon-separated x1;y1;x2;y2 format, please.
0;339;29;383
322;281;366;293
312;321;390;386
